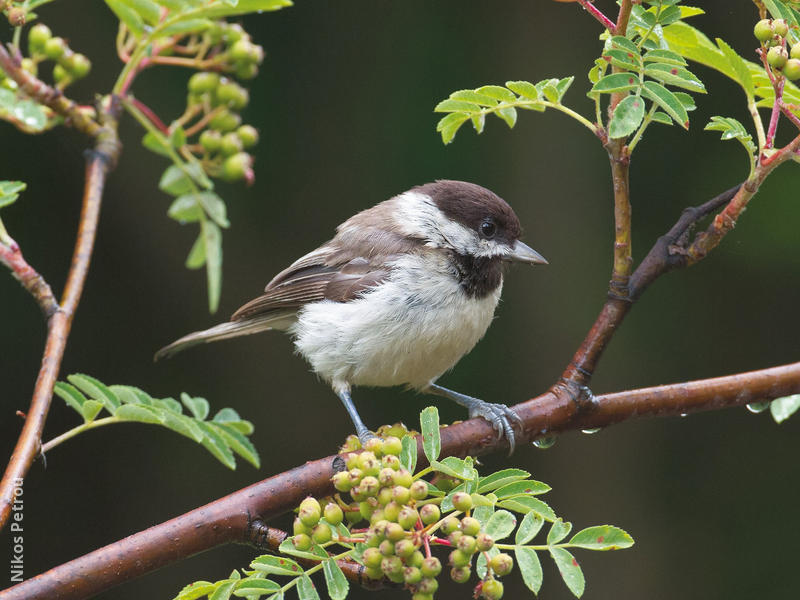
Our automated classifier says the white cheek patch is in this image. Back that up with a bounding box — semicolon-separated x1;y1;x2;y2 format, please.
394;192;507;258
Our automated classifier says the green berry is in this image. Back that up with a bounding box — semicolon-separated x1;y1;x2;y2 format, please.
460;516;481;536
371;519;389;538
448;530;463;546
359;500;376;521
394;539;415;558
382;436;402;455
754;19;775;42
768;45;788;69
209;109;241;132
394;468;413;488
220;132;243;156
383;501;401;522
451;492;473;512
324;502;343;525
215;78;249;110
377;487;393;506
490;553;514;577
365;566;383;580
409;480;428;500
360;476;380;496
449;549;471;568
421;556;442;578
363;437;384;456
791;43;800;60
20;58;37;77
28;23;52;54
298;497;321;527
370;508;386;524
409;550;425;568
344;453;360;470
312;523;332;544
378;468;396;487
392;485;410;505
332;471;352;492
188;71;220;94
774;19;789;38
7;7;26;26
784;58;800;80
347;468;363;485
379;539;395;556
229;39;255;63
419;504;440;525
52;63;69;84
234;62;259;80
481;578;504;600
385;522;405;542
292;517;310;536
363;547;383;568
450;565;471;583
43;36;67;60
397;506;419;530
381;555;403;576
381;454;401;470
441;516;460;535
292;533;311;551
417;577;438;594
403;566;422;585
345;508;362;524
457;535;476;555
223;23;246;43
411;594;433;600
476;532;494;552
63;53;90;79
364;530;382;547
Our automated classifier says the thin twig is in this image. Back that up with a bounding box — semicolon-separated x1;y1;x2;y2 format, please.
0;100;122;531
0;237;58;317
3;359;800;600
575;0;616;32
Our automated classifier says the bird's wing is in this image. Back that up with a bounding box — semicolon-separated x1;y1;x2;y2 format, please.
229;248;394;321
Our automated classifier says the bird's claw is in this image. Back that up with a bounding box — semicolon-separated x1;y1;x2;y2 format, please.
468;400;523;455
358;429;377;445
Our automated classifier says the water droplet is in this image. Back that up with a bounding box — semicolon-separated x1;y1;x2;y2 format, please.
533;436;557;449
679;413;688;418
581;428;601;435
746;401;770;414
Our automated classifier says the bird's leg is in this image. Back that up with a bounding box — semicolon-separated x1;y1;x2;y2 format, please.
424;383;523;454
334;384;374;444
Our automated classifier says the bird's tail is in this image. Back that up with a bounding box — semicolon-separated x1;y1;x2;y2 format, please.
154;312;295;361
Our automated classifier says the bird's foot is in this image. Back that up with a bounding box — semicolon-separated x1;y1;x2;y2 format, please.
357;428;377;445
466;399;523;455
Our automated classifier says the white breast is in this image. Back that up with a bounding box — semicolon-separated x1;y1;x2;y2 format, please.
291;253;502;391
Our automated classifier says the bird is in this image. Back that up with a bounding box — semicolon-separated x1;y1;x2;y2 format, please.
156;180;547;452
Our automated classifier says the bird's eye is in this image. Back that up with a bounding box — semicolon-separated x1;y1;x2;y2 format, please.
480;221;497;238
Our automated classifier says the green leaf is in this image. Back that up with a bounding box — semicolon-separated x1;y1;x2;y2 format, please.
643;48;687;66
420;406;440;462
476;546;499;579
478;469;530;492
168;195;204;224
182;393;210;420
116;403;164;424
704;116;757;154
515;511;544;545
400;435;417;473
496;107;517;128
493;480;551;498
296;575;319;600
673;91;697;111
449;90;499;106
160;411;206;442
203;219;223;313
142;131;172;157
161;18;214;36
505;80;539;100
0;88;48;132
186;233;206;269
651;111;673;125
430;456;475;480
120;0;161;24
322;559;348;600
68;374;121;415
434;99;481;114
568;525;634;550
716;38;754;100
110;385;153;406
208;579;237;600
0;181;26;209
81;400;105;422
771;395;800;423
641;80;689;128
590;73;641;94
250;555;303;576
174;581;217;600
484;509;517;541
547;518;572;545
194;191;230;228
608;94;646;139
160;165;196;196
515;547;543;594
197;421;236;469
550;547;585;598
190;0;292;19
105;0;145;34
608;35;641;57
232;579;281;597
644;63;705;92
436;112;470;144
278;538;329;562
476;85;517;103
497;495;556;521
601;49;642;72
54;382;88;415
211;423;260;468
555;76;575;100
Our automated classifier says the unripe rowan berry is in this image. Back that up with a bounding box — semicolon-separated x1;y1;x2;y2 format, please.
398;507;419;530
292;533;311;551
450;565;471;583
409;480;427;500
417;577;438;594
461;516;481;536
784;58;800;80
43;36;66;60
768;45;788;69
311;523;332;544
441;516;460;535
457;535;477;555
420;556;442;577
394;539;415;558
449;548;471;568
385;522;405;542
481;578;504;600
332;471;352;492
791;43;800;59
28;23;52;54
363;547;383;568
452;492;473;512
419;503;440;525
220;132;243;157
392;485;410;505
403;566;422;585
476;532;494;552
754;19;774;42
774;19;789;38
490;553;514;577
298;497;321;527
382;436;402;455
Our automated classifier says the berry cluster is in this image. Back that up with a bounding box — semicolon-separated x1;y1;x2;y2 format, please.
292;436;512;600
0;23;91;92
187;71;258;182
201;22;264;81
754;18;800;80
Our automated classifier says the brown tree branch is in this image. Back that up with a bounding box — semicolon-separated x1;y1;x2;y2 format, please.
3;359;799;600
0;99;122;531
0;238;58;317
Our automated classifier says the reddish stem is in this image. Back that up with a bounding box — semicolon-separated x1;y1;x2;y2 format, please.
575;0;617;31
0;238;58;317
128;97;169;134
765;77;785;150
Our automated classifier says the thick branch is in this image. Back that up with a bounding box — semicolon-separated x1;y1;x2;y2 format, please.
4;359;799;600
0;101;121;531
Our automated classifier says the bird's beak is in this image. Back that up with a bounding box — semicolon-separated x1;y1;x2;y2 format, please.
505;240;548;265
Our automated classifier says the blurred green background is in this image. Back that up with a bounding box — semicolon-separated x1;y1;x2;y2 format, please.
2;1;800;599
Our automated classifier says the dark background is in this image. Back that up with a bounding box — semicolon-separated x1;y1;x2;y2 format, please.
2;1;800;599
